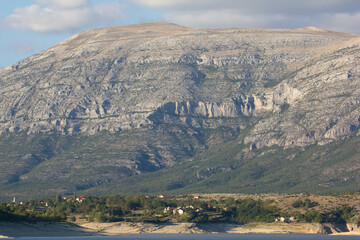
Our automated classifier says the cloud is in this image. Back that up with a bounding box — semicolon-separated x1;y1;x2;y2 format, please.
161;10;288;29
133;0;360;33
35;0;89;9
3;1;126;34
11;41;37;54
326;12;360;34
134;0;360;14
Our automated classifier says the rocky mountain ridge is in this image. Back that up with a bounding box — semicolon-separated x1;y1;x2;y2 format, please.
0;22;359;198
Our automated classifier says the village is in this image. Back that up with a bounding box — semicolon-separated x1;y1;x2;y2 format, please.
3;193;356;225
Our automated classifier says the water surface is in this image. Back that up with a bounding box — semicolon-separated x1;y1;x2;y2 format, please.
12;233;360;240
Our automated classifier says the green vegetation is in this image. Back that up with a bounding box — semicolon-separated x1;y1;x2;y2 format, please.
1;195;279;224
0;195;357;225
295;206;357;224
280;103;290;113
0;128;359;200
291;199;319;209
0;204;66;222
222;198;280;224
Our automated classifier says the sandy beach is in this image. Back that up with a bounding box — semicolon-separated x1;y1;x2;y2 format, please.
1;221;360;238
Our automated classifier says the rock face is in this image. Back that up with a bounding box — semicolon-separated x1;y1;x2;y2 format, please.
0;22;359;198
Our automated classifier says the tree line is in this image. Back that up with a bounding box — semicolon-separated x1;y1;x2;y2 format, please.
0;195;357;224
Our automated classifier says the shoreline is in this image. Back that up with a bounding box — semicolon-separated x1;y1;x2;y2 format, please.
1;221;360;238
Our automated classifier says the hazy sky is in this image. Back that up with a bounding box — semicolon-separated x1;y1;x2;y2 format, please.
1;0;360;68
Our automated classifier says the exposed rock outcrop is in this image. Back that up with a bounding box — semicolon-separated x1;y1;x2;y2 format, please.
1;22;358;144
0;22;359;196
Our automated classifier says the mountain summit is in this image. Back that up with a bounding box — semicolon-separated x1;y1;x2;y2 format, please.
0;22;359;199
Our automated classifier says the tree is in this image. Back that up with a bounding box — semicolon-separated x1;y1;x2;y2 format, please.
55;193;62;204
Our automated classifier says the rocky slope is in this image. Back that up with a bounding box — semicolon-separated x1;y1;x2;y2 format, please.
0;22;359;198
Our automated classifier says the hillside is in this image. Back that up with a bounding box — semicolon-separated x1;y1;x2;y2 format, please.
0;22;359;199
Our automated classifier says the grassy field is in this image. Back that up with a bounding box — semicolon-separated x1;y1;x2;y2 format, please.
200;192;360;215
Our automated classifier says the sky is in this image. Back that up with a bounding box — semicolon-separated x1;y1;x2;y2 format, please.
1;0;360;68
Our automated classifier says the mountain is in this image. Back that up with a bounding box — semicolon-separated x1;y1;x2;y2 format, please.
0;22;359;199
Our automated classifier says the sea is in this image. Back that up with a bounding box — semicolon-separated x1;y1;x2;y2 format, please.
6;234;360;240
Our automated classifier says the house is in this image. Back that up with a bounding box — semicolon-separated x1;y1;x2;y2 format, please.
194;195;200;199
163;206;185;215
195;208;203;213
163;206;176;213
159;194;167;198
275;217;296;223
176;207;185;215
76;196;86;203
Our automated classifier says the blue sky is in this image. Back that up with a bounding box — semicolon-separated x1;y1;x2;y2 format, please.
1;0;360;68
